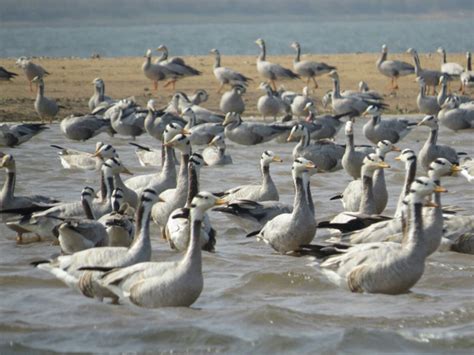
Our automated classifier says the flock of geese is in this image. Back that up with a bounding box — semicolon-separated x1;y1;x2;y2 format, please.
0;40;473;308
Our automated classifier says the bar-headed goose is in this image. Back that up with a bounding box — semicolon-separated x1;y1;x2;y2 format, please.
416;77;440;115
219;85;246;115
255;38;299;90
341;120;374;180
0;66;18;81
183;107;224;146
437;47;464;80
15;57;49;91
362;105;415;144
376;44;414;92
90;192;225;308
223;112;290;145
214;150;281;202
210;48;252;93
202;133;233;166
417;115;460;172
460;52;474;94
319;177;447;294
407;48;442;95
31;188;159;303
290;41;335;88
32;76;61;123
142;49;181;90
437;96;474;131
0;123;48;148
256;158;316;254
89;78;114;111
60;114;113;142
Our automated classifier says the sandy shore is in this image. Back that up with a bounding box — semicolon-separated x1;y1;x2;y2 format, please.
0;53;470;122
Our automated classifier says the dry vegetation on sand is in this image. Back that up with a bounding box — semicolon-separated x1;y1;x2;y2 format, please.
0;52;470;122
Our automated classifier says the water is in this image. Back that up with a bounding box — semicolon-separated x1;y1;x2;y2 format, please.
0;18;472;58
0;117;473;353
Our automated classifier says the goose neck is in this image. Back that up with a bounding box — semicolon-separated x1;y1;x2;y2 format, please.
395;157;417;218
294;46;301;63
186;164;199;207
182;214;203;269
81;198;96;220
258;43;266;61
1;170;16;201
332;78;342;98
214;52;221;68
359;174;376;214
128;202;152;260
403;201;427;257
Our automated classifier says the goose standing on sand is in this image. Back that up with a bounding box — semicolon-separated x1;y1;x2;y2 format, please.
220;85;245;114
98;188;135;247
319;177;447;294
142;49;181;91
89;78;114;111
0;67;18;81
0;123;48;148
362;105;414;144
339;140;399;214
15;56;49;91
89;192;224;308
417;115;460;172
0;153;59;229
255;38;299;90
288;123;345;172
257;82;284;121
165;154;217;252
328;70;387;116
214;151;282;202
210;48;252;93
32;76;61;123
202;133;233;166
416;77;440;115
60;114;113;141
256;158;317;254
376;44;414;91
31;188;159;303
222;112;290;145
437;47;464;80
290;41;335;88
183;107;224;146
407;48;442;94
57;187;109;255
155;45;201;90
437;96;474;131
460;52;474;94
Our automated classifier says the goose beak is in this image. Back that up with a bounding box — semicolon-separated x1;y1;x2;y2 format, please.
391;146;401;152
222;113;232;126
424;200;439;208
450;165;462;173
214;198;226;206
306;162;316;169
287;133;294;142
272;156;283;163
434;186;448;193
92;151;102;158
377;162;390;169
394;155;402;161
417;121;425;126
181;128;191;136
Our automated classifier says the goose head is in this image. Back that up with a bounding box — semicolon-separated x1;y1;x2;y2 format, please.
81;186;96;204
363;105;381;117
292;157;316;176
0;154;15;170
232;84;246;95
222;112;241;126
146;99;158;112
290;42;300;51
255;38;265;48
163;122;187;143
111;187;125;212
436;47;446;56
359;81;369;92
441;96;457;110
406;48;417;56
409;176;447;204
344;120;354;135
322;92;332;108
395;149;416;164
439;74;448;85
163;133;191;154
156;44;168;52
102;157;133;176
144;49;152;58
189;152;205;171
376;140;400;158
93;143;117;160
362;153;390;176
328;70;339;80
190;191;226;220
193;89;208;103
261;150;283;167
287;123;307;141
381;44;388;53
428;158;462;180
209;48;219;55
209;134;226;148
417;115;438;129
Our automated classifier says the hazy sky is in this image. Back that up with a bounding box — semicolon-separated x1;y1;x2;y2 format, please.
1;0;473;26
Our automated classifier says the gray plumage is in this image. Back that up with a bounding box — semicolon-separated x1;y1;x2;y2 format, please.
291;41;335;88
15;57;49;90
0;123;48;147
437;96;474;131
416;77;440;115
376;44;414;90
202;134;233;166
407;48;442;94
60;114;112;141
32;76;60;123
0;66;18;81
89;78;114;111
362;105;414;144
210;48;252;92
220;85;246;114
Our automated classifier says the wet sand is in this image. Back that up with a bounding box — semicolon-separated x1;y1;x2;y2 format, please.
0;52;470;122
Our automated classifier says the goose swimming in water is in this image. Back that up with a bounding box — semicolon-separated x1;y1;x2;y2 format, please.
0;123;48;148
318;177;447;294
202;133;233;166
88;192;225;308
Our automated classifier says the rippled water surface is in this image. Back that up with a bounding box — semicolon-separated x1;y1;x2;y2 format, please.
0;18;472;57
0;117;473;353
